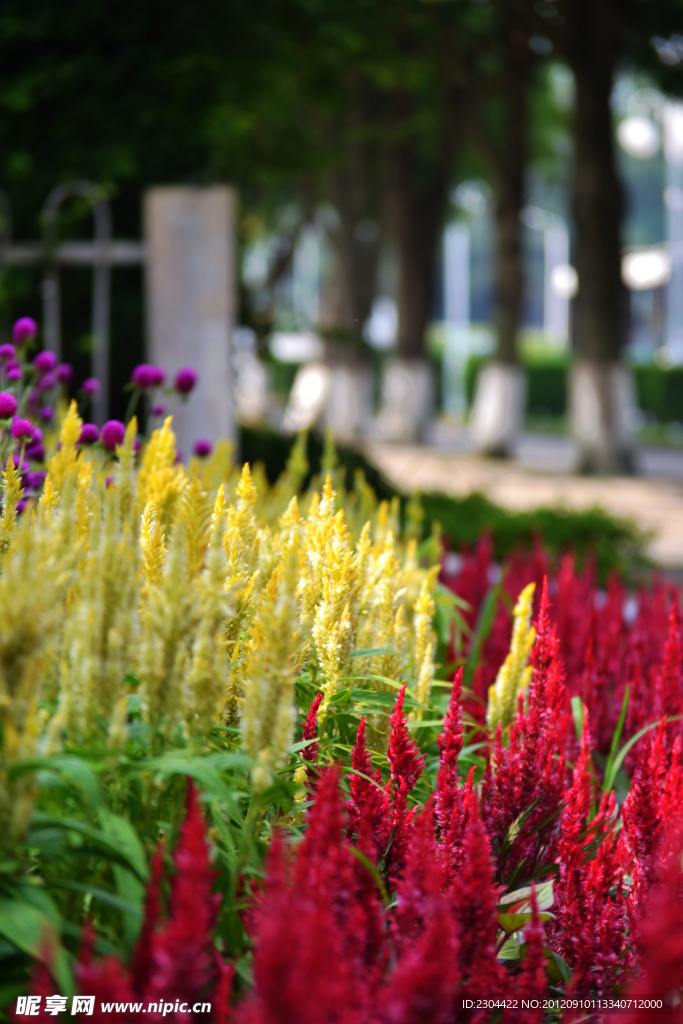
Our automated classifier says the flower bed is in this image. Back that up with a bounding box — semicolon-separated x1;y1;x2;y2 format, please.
1;320;683;1020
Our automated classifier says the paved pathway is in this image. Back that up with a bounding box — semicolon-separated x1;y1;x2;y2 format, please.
366;432;683;568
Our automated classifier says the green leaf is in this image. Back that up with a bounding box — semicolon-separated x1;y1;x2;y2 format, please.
498;911;554;934
47;881;140;918
546;948;572;983
571;695;584;743
498;935;521;960
13;755;102;809
602;684;630;794
504;797;540;849
500;880;554;913
0;898;73;996
30;814;147;881
349;648;403;660
603;715;683;794
98;808;147;948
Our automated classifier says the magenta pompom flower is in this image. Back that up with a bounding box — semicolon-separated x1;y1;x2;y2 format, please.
11;417;35;440
25;443;45;462
82;377;100;396
6;368;22;381
38;371;58;391
0;393;18;419
12;317;37;346
131;364;157;390
174;367;197;395
149;366;166;387
57;363;73;385
100;419;125;451
33;350;57;375
0;344;16;361
40;405;54;422
79;423;100;445
193;439;212;458
150;403;166;417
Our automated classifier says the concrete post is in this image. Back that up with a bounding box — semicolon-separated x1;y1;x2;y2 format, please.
144;186;237;456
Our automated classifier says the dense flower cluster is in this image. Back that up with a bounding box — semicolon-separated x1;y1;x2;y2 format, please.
7;314;683;1020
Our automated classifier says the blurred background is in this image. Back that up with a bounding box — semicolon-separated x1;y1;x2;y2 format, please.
3;0;683;499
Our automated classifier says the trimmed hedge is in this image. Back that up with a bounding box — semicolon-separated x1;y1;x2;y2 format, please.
465;355;683;424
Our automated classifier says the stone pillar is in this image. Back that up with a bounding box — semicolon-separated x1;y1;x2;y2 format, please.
144;186;237;456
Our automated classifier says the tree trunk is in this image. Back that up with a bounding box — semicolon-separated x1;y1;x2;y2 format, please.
330;136;381;355
568;0;634;473
469;31;530;456
388;139;453;361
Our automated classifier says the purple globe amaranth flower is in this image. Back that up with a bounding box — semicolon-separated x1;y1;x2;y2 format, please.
149;366;166;386
175;447;184;463
0;393;18;419
39;405;54;422
193;439;212;458
16;499;26;514
105;476;115;488
38;370;58;391
6;368;22;382
0;344;16;361
131;363;157;390
174;367;197;395
33;350;57;375
57;363;73;385
79;423;100;445
100;419;125;451
150;403;166;417
12;317;38;346
30;425;43;443
11;417;35;440
25;443;45;463
82;377;100;397
25;470;46;490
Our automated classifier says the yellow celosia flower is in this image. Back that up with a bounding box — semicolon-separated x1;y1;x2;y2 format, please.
413;567;439;715
178;467;211;578
0;455;24;558
487;581;536;732
185;511;236;738
137;416;186;527
46;399;83;493
240;538;301;791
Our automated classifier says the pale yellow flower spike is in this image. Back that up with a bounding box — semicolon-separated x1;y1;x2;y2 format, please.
178;467;211;578
487;581;536;732
137;416;186;527
37;476;59;520
140;501;166;593
241;538;301;791
47;400;83;492
0;455;24;558
413;567;439;716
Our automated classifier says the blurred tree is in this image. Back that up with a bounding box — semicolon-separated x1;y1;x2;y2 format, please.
507;0;683;472
465;6;536;456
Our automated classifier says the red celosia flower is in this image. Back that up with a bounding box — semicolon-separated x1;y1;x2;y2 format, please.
436;669;467;883
346;716;389;847
129;841;165;995
450;787;506;1001
481;581;567;877
143;783;220;1009
300;691;323;787
387;684;426;792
